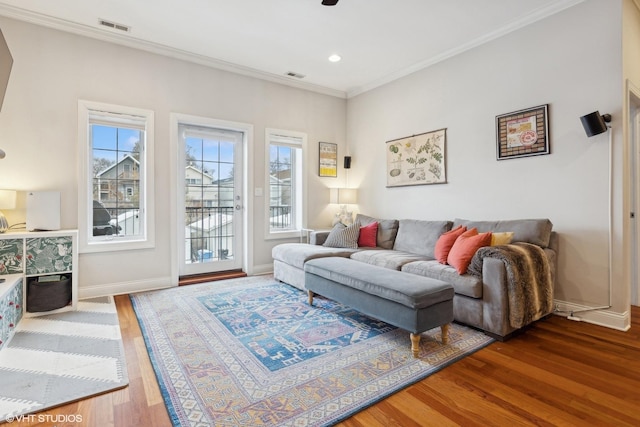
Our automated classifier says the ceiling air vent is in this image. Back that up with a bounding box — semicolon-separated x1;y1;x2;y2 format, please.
285;71;305;79
99;19;130;33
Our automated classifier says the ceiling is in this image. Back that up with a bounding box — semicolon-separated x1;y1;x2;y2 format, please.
0;0;585;98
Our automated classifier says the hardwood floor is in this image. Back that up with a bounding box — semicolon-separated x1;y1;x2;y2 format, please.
20;300;639;427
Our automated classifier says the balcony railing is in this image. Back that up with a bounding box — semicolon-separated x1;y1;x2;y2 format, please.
269;205;291;229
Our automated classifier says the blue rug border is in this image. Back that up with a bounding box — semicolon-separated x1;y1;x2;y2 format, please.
129;294;182;427
130;280;495;427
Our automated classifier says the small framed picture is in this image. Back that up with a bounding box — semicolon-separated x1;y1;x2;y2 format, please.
496;104;549;160
319;142;337;177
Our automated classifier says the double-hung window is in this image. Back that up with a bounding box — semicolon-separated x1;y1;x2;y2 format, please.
78;100;154;252
266;128;305;238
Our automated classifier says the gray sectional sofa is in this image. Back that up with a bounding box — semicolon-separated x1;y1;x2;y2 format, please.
272;214;558;340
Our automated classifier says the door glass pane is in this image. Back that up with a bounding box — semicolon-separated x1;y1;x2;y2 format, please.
184;135;235;264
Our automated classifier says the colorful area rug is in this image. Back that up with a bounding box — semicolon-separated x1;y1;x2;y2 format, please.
0;296;129;422
132;275;493;426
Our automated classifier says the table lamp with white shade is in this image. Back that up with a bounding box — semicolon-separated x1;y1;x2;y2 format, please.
329;188;358;226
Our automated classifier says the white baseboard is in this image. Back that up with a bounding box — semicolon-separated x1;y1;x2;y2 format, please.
77;267;276;299
250;263;274;276
79;276;174;299
553;299;631;331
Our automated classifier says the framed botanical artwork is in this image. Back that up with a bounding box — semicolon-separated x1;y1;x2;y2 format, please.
386;128;446;187
319;141;337;177
496;104;549;160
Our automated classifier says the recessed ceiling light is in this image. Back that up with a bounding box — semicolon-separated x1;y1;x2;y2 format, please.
328;54;341;63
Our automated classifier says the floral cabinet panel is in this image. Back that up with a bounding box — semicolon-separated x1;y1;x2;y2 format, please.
0;239;23;275
0;275;23;350
26;236;73;275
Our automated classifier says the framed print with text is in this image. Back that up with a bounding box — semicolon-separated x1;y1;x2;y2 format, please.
319;141;337;177
496;104;549;160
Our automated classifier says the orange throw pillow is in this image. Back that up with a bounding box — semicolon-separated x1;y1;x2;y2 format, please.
447;228;492;274
434;225;467;264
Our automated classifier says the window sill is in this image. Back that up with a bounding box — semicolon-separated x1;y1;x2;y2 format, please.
265;230;303;241
80;238;154;253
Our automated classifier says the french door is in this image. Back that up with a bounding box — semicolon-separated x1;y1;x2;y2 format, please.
177;123;244;276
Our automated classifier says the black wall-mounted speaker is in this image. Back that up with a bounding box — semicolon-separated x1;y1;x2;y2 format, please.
344;156;351;169
580;111;611;137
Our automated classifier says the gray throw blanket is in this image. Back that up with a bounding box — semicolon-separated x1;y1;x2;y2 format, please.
468;242;553;329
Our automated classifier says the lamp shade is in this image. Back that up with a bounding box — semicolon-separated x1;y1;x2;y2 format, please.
0;189;16;209
329;188;358;205
580;111;610;137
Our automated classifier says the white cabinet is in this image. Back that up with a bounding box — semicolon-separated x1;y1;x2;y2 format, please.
0;230;78;318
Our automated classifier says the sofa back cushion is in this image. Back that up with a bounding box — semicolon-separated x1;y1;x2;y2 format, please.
393;219;452;258
452;218;553;248
356;214;399;249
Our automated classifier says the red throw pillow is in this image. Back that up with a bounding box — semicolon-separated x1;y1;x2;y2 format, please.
447;228;492;274
434;225;467;264
358;221;378;247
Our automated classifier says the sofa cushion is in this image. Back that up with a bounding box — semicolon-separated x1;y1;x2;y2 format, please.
350;249;429;270
453;218;553;248
323;223;360;249
447;228;492;274
402;260;483;299
358;221;378;247
435;225;467;264
393;219;452;258
356;214;399;249
272;243;357;269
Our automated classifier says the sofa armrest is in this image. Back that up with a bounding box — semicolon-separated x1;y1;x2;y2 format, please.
310;231;330;246
480;257;514;338
479;247;557;339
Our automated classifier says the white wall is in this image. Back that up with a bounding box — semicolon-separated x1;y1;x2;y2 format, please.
347;0;629;329
0;17;346;296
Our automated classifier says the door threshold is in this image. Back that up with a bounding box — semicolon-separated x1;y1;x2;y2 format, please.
179;270;247;286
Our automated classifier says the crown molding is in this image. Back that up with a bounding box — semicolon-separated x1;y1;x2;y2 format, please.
0;0;586;100
347;0;587;98
0;4;347;99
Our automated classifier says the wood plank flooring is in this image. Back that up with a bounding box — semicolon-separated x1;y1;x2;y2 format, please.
18;299;639;427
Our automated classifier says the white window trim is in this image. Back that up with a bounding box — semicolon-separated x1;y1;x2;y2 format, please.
265;128;307;240
77;100;155;253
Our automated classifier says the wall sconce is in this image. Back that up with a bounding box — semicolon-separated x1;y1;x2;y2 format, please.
0;148;5;159
580;111;612;137
343;156;352;169
329;188;358;226
0;189;17;233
